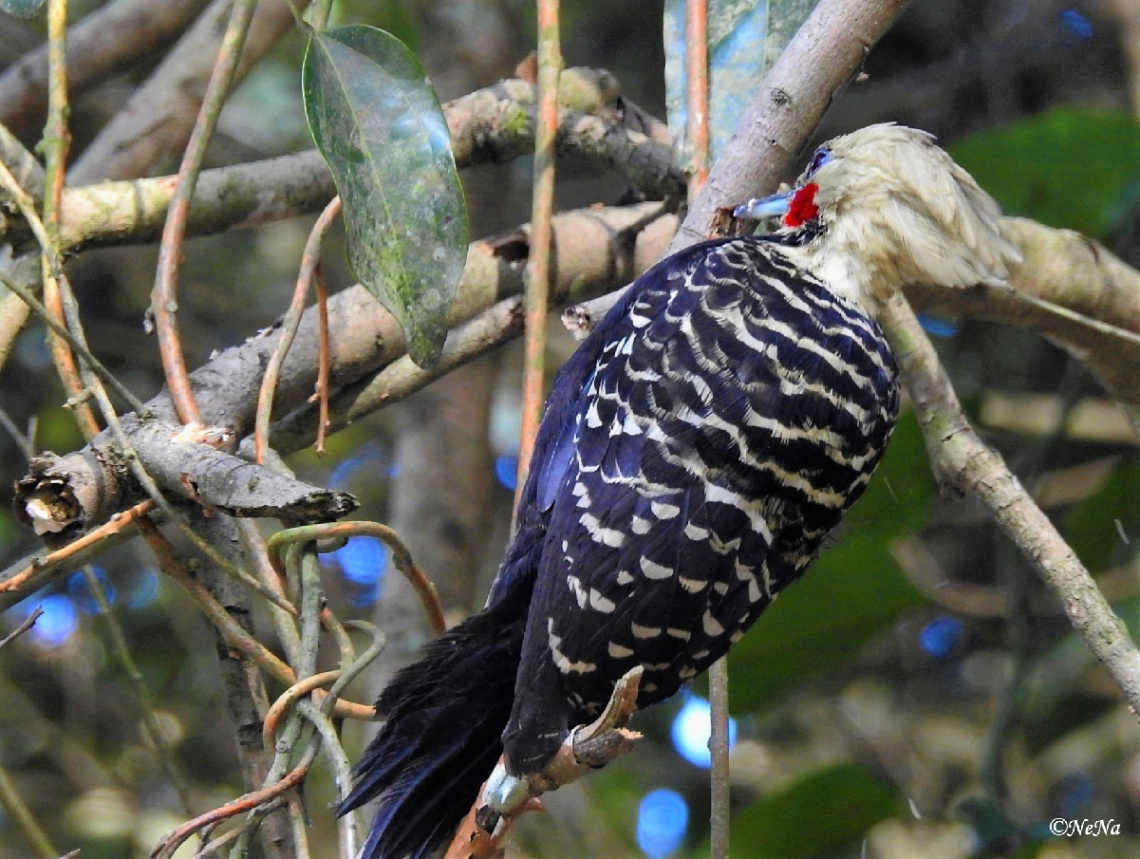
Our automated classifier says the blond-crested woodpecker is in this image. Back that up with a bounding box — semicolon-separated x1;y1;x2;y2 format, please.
340;123;1021;858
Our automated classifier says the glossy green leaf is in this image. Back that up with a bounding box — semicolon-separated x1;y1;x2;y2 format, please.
726;413;932;713
729;763;904;857
949;108;1140;240
0;0;45;18
303;25;468;367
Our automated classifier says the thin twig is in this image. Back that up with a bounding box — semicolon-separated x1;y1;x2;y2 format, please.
514;0;562;502
0;500;155;597
41;0;99;440
0;269;147;414
312;263;332;453
0;607;42;651
0;403;35;461
136;516;296;684
255;196;342;462
0;761;59;859
151;0;259;427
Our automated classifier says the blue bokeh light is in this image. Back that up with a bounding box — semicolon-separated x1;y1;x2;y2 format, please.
10;595;80;648
126;569;160;609
329;444;395;488
67;567;114;614
334;537;389;607
920;615;965;658
494;454;519;491
335;537;389;585
671;695;737;769
1059;10;1093;40
1059;771;1095;817
917;314;960;337
637;788;689;858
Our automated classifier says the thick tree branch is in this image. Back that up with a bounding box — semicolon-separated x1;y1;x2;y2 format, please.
4;202;675;601
908;218;1140;407
564;0;913;330
14;417;356;545
50;68;682;251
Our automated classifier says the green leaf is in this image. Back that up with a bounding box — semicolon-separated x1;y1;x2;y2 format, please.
0;0;45;18
726;413;932;713
949;108;1140;240
303;25;468;367
729;763;904;858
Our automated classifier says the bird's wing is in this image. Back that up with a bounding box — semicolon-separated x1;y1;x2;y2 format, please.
513;241;789;720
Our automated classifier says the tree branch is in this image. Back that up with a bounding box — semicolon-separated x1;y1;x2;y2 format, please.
880;295;1140;714
563;0;914;330
0;0;212;139
51;67;682;251
4;202;676;602
68;0;309;184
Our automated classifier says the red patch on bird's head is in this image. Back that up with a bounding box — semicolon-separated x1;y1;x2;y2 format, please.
784;183;819;228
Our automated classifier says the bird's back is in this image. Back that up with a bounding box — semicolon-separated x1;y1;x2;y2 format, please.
503;236;901;773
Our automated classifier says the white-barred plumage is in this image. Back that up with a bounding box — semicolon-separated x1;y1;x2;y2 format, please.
343;124;1018;859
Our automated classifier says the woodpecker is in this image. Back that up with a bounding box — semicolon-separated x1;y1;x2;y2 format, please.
340;123;1020;858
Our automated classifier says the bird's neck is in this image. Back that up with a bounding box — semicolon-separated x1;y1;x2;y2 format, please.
769;238;886;320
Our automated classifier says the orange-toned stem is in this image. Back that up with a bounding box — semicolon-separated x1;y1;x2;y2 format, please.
41;0;98;439
313;262;332;454
255;196;342;462
685;5;729;854
151;754;311;859
137;515;295;685
266;521;446;636
263;670;341;753
0;500;154;595
151;0;258;427
514;0;562;508
685;0;710;193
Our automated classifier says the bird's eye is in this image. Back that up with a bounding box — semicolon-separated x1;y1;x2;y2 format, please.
807;148;831;175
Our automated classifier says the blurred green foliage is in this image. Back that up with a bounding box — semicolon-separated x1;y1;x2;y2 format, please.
950;108;1140;240
728;763;905;858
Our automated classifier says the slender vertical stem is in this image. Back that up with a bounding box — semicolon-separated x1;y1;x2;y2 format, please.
685;2;729;854
42;0;98;439
152;0;259;427
686;0;710;188
0;762;58;859
708;659;731;858
254;195;342;462
515;0;562;506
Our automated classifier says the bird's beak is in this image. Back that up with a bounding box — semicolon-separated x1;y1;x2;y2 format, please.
733;189;794;221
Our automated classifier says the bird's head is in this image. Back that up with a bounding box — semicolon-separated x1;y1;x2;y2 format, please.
735;123;1022;312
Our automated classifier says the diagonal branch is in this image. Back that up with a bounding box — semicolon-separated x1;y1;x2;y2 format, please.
880;294;1140;713
4;202;676;603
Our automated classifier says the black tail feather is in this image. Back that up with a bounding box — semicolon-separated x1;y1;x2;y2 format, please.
340;594;526;859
